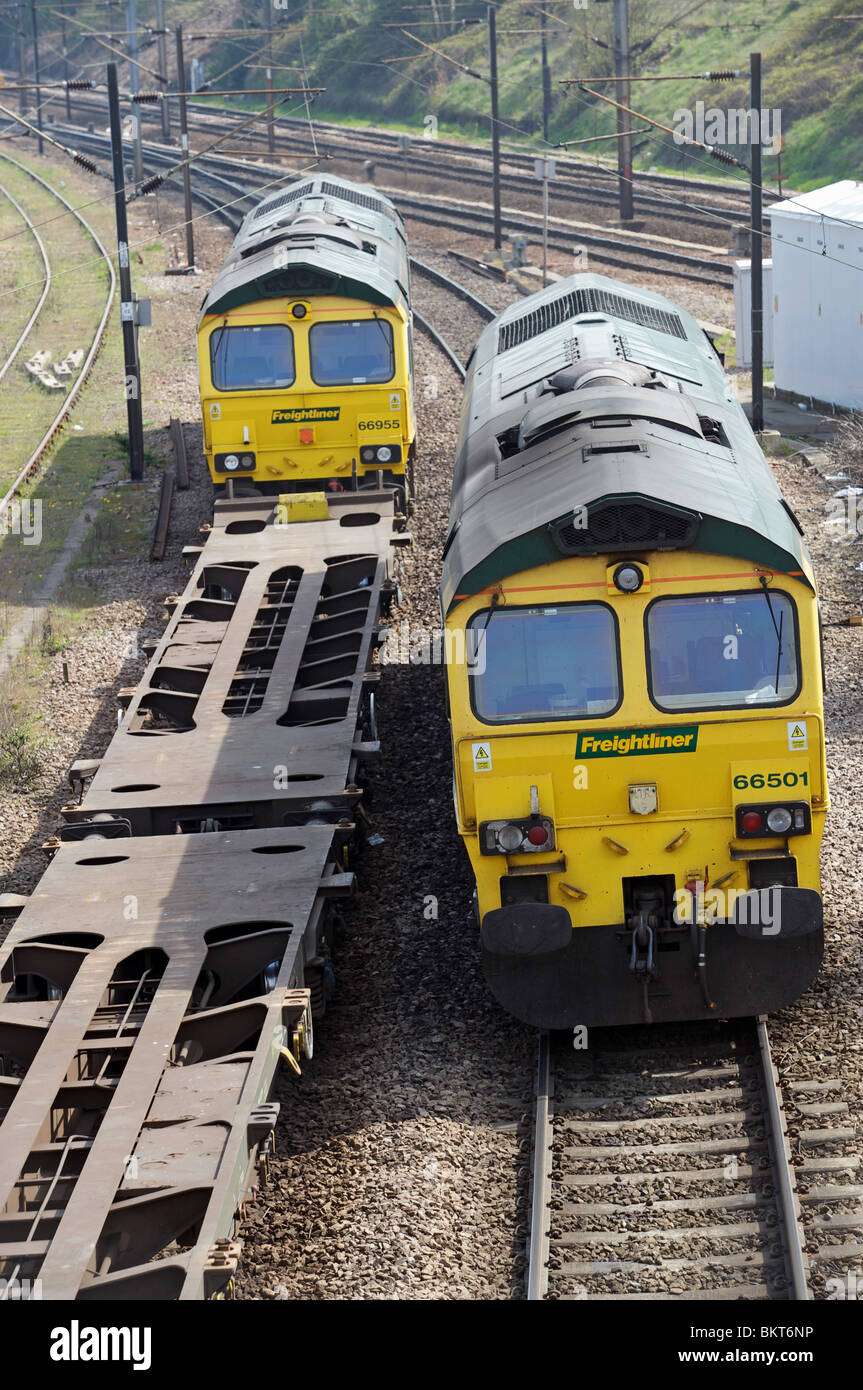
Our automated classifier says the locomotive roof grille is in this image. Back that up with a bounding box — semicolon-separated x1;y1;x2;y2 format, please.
252;183;314;222
498;288;686;352
551;498;701;556
319;180;398;222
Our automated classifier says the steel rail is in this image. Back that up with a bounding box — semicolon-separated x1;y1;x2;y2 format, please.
531;1019;814;1302
409;256;496;324
0;175;51;384
170;119;747;234
38;123;735;290
39;86;763;213
412;310;467;381
0;151;116;521
526;1031;553;1301
392;192;734;280
756;1015;811;1301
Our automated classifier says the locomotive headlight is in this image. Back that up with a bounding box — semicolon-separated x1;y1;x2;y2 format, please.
736;802;810;838
376;446;392;463
613;562;644;593
223;454;240;471
481;815;556;856
497;823;524;853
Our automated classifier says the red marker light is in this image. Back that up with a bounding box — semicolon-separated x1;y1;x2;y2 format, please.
299;427;314;444
527;824;549;846
741;811;763;834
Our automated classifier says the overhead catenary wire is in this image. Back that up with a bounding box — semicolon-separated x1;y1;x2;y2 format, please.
8;48;863;284
44;4;168;83
127;88;323;201
561;77;863;244
572;82;751;171
0;90;321;246
384;26;488;82
0;97;97;170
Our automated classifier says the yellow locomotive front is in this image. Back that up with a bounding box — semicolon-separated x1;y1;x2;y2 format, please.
197;176;416;495
442;272;827;1029
445;550;826;1028
199;296;414;491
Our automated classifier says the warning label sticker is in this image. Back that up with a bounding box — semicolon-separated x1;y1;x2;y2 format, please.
787;720;808;751
472;742;492;772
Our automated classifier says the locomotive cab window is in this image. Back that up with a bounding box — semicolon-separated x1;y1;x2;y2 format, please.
309;318;395;386
210;324;295;390
467;603;621;724
646;591;801;711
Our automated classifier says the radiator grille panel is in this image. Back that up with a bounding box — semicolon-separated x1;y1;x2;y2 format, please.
552;500;700;555
319;181;398;222
499;288;686;352
252;183;314;222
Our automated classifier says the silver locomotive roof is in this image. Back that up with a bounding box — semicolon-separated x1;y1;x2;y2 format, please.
442;273;813;612
200;174;410;321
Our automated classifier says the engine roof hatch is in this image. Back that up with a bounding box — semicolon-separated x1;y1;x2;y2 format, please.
504;361;707;457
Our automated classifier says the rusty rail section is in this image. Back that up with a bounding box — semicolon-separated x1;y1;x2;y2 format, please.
169;417;190;491
150;469;175;562
0;489;404;1299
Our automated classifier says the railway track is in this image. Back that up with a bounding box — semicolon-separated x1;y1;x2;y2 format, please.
0;151;116;518
409;257;495;378
527;1020;863;1300
0;174;52;386
37;88;761;241
35;121;736;292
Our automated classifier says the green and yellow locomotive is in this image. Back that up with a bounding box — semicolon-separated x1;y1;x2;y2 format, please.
442;274;826;1028
198;175;415;496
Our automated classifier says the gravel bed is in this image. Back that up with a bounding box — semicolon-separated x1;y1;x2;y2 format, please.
406;219;735;332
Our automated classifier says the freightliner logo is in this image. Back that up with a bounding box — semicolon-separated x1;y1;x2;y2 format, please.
576;726;699;757
271;406;340;423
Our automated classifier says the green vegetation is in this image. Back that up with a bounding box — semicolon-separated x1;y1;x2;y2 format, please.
72;480;154;568
0;147;172;639
0;715;45;791
1;1;857;189
0;653;47;791
170;0;862;191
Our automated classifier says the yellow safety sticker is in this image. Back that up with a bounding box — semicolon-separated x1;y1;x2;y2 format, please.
472;742;492;772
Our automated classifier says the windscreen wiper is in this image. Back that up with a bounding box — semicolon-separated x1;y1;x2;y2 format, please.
371;310;393;354
759;576;784;695
471;589;503;670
